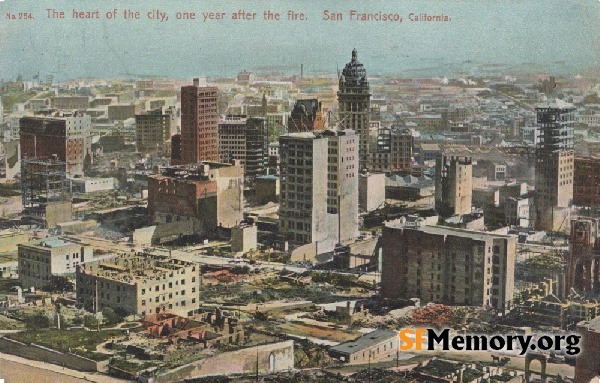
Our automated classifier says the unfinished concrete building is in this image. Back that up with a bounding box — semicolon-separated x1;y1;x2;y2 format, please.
147;162;243;236
358;172;385;213
567;218;600;295
21;157;72;228
434;154;473;218
534;100;575;233
76;252;200;316
381;223;516;311
338;49;371;171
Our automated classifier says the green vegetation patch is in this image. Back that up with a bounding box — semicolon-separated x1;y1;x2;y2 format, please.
7;328;122;353
110;358;157;373
1;91;37;110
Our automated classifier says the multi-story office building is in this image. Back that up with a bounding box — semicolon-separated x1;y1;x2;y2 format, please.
245;117;269;180
434;154;473;218
534;100;575;232
20;113;92;176
135;106;177;154
381;224;516;311
338;49;371;171
278;130;358;252
77;252;200;316
218;115;268;179
179;78;218;164
18;237;93;289
371;125;413;173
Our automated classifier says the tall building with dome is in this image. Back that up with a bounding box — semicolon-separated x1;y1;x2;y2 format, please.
337;49;371;171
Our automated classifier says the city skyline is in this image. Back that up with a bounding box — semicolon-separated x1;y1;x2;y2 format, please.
2;0;600;381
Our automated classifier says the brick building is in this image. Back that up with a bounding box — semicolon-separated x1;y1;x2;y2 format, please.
574;157;600;209
575;316;600;383
148;163;243;236
179;78;218;164
20;113;92;176
371;125;413;173
107;104;136;121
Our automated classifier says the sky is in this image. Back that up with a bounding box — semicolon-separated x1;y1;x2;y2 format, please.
0;0;599;81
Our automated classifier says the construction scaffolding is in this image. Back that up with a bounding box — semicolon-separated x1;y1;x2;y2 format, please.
21;157;72;227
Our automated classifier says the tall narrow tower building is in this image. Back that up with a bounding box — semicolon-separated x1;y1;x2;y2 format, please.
179;78;218;164
434;154;473;218
338;49;371;170
534;100;574;232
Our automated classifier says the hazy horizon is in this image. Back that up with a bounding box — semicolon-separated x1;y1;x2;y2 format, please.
1;0;599;82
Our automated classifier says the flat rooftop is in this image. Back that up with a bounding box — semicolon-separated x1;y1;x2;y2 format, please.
385;223;513;242
20;237;81;249
330;329;398;355
80;252;196;285
535;99;575;110
579;315;600;332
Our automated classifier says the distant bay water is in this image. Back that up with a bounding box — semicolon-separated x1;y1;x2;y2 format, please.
0;0;598;81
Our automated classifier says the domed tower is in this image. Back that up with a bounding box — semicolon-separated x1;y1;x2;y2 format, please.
337;49;371;170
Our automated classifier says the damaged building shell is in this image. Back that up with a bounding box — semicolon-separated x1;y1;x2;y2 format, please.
147;162;244;236
77;252;200;316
